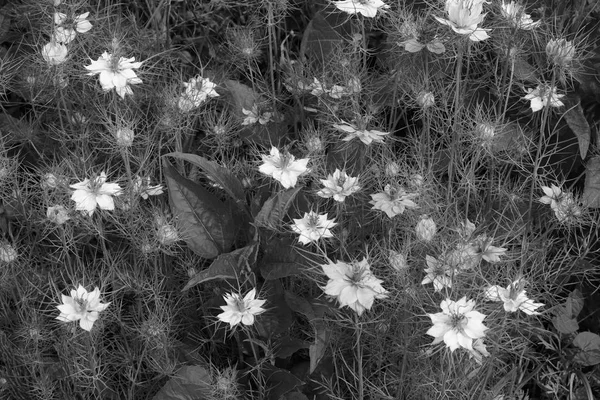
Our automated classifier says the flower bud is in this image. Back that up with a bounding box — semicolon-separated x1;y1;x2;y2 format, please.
416;215;436;242
389;250;408;272
47;205;71;225
41;173;60;189
157;223;179;246
115;127;134;147
546;38;575;68
416;91;435;108
385;162;401;177
0;243;17;263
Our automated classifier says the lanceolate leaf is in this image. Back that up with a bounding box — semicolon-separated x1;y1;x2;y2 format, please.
583;156;600;208
163;159;236;259
255;187;302;229
165;152;247;210
182;244;258;291
152;365;211;400
563;98;591;159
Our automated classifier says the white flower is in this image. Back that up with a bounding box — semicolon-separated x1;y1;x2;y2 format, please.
56;285;110;331
217;288;266;328
258;147;309;189
388;250;408;272
447;242;480;270
468;338;491;364
178;75;219;112
69;172;122;216
524;85;564;112
317;169;361;202
539;184;563;209
332;0;390;18
47;205;71;225
85;52;143;99
52;12;93;44
472;234;507;263
500;1;539;30
157;222;179;246
42;42;68;65
484;280;544;315
434;0;490;41
421;255;454;292
133;176;164;199
427;297;488;352
242;104;273;125
321;258;388;315
291;211;337;245
370;184;418;218
553;191;581;223
415;215;437;242
546;38;576;68
334;122;389;145
416;91;435;108
0;243;17;263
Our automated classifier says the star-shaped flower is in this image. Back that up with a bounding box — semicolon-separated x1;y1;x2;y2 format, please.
291;211;337;245
53;11;93;43
258;147;309;189
370;184;418;218
524;85;564;112
317;169;361;202
334;122;389;145
85;52;143;99
70;172;122;216
217;288;266;328
434;0;490;41
484;280;544;315
56;285;110;331
332;0;390;18
421;255;454;292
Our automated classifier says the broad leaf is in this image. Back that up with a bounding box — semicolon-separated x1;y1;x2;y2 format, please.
152;365;211;400
563;98;590;159
164;152;246;209
163;159;236;259
275;336;311;359
310;320;330;374
573;332;600;366
552;311;579;335
263;365;304;400
300;11;348;63
583;156;600;208
284;290;316;321
260;238;315;279
255;187;302;229
182;244;258;291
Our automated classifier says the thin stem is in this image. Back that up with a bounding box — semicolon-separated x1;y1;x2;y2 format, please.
354;313;364;400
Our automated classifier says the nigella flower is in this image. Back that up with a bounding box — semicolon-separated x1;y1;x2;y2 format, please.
42;41;68;65
47;205;71;225
70;172;122;216
539;184;583;223
177;75;219;113
484;280;544;315
434;0;490;41
426;297;488;352
242;104;273;126
217;288;266;328
53;11;93;44
370;184;418;218
258;147;309;189
421;255;454;292
56;285;110;331
85;52;142;99
321;258;388;315
401;37;445;54
332;0;390;18
132;176;164;199
546;38;576;68
500;1;540;30
317;169;361;202
523;84;564;112
333;122;389;145
471;234;507;263
291;211;337;245
539;184;563;209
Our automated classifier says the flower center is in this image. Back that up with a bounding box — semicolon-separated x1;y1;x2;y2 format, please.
74;297;88;313
449;313;466;330
336;176;347;187
306;214;320;228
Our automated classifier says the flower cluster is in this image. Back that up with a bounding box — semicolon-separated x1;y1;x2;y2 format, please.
42;7;92;66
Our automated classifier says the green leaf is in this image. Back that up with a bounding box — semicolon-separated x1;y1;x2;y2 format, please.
300;11;348;63
163;159;236;259
552;311;579;334
275;336;311;359
255;187;302;230
563;98;590;159
284;290;316;321
164;152;247;209
260;238;315;280
583;156;600;208
566;289;584;318
152;365;211;400
182;244;258;291
263;365;304;400
573;332;600;366
310;320;330;374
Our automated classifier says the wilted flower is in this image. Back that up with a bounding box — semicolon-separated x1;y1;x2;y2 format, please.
156;220;179;246
416;215;437;242
70;172;122;216
178;75;219;112
291;211;337;245
85;52;142;99
384;162;401;177
42;42;68;65
484;280;544;315
317;169;361;202
56;285;110;331
217;288;266;328
539;184;563;209
370;184;419;218
421;255;454;292
242;104;273;125
47;205;71;225
416;91;435;108
305;135;325;153
115;127;134;147
546;38;576;68
332;0;390;18
524;84;564;112
41;173;61;189
500;1;539;30
0;242;17;263
389;250;408;272
472;234;507;263
52;12;93;44
321;258;388;315
469;338;491;364
434;0;490;41
258;147;309;189
133;176;164;199
333;122;389;145
426;297;488;352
